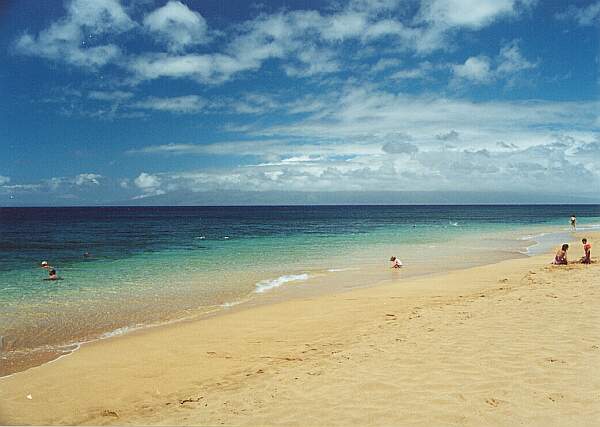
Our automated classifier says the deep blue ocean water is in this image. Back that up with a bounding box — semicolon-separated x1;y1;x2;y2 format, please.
1;205;600;375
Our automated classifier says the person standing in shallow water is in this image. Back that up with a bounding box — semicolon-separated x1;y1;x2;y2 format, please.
390;256;403;268
570;214;577;231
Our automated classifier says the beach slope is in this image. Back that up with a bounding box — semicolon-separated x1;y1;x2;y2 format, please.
1;244;599;425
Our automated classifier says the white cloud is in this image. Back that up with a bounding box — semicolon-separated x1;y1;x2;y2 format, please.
452;56;492;83
0;175;10;185
124;132;600;195
452;41;536;85
224;93;281;114
254;85;600;156
133;95;205;113
133;172;165;197
126;52;246;84
143;1;209;52
556;2;600;26
283;47;340;77
45;173;103;190
14;0;135;68
74;173;102;185
496;40;536;75
88;90;134;101
134;172;160;189
391;62;434;80
370;58;402;73
420;0;518;29
16;0;534;86
320;11;370;41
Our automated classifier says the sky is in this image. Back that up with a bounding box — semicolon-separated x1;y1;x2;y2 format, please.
0;0;599;205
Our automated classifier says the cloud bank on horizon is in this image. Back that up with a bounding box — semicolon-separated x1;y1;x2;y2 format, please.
1;0;599;204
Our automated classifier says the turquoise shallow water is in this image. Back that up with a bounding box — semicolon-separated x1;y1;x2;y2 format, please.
1;205;599;375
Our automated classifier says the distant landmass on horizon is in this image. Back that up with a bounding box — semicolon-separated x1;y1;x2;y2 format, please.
3;191;600;207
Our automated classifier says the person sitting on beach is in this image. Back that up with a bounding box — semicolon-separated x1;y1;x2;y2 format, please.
390;256;403;268
581;238;591;264
553;244;569;265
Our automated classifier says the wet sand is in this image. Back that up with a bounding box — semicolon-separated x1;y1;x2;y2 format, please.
1;233;599;426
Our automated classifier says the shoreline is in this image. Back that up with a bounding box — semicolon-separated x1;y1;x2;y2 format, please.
0;226;575;378
1;231;598;425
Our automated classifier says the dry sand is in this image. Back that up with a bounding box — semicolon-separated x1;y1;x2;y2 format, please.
1;233;599;426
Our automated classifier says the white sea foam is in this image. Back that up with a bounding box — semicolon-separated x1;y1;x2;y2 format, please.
254;274;309;293
519;232;548;241
569;224;600;231
327;268;350;272
99;326;134;339
220;301;242;308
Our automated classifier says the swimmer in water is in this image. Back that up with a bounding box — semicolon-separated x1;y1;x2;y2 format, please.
47;268;58;280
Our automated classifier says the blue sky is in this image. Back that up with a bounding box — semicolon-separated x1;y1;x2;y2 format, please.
1;0;599;205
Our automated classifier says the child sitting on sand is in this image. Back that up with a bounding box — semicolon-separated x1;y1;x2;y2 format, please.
390;256;403;268
581;238;591;264
553;244;569;265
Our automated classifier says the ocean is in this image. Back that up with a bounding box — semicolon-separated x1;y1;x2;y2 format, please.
1;205;600;376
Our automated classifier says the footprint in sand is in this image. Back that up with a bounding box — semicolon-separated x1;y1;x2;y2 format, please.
485;398;502;408
101;410;119;418
545;357;566;364
179;397;203;405
548;393;564;402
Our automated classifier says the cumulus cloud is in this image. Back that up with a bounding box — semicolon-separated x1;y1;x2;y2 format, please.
14;0;135;68
14;0;535;86
74;173;102;185
452;41;536;85
134;172;165;198
119;134;600;195
143;1;209;52
133;95;205;113
452;56;493;83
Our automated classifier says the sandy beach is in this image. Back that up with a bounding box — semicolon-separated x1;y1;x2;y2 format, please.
1;233;599;426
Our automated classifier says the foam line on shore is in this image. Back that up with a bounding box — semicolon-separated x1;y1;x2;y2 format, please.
254;274;310;293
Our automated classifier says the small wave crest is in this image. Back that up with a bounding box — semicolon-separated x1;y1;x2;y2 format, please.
254;274;309;293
